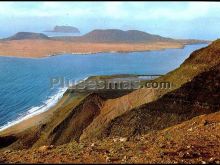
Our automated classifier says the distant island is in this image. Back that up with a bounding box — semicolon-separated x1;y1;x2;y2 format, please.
0;29;209;58
45;26;80;33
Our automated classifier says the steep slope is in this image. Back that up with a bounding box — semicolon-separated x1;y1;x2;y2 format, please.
1;111;219;163
80;88;158;140
158;39;220;90
79;40;220;141
38;94;104;146
96;63;220;138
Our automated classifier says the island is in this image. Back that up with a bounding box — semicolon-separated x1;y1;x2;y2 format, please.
0;29;209;58
45;26;80;33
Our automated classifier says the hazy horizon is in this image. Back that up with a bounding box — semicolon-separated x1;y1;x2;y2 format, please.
0;2;220;40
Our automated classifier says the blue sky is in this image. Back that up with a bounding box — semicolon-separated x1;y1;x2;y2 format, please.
0;2;220;40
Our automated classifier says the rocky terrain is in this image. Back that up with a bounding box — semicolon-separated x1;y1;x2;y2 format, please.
0;39;219;163
97;63;220;139
0;111;219;164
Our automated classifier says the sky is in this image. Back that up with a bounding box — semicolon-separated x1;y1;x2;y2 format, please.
0;1;220;40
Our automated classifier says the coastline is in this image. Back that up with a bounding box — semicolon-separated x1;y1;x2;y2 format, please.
0;42;209;60
0;89;86;136
0;74;138;136
0;94;65;136
0;87;68;132
0;40;202;58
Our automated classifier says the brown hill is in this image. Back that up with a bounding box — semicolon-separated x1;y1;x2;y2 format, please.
158;39;220;90
67;29;173;43
96;63;220;138
78;40;220;141
4;32;50;40
53;29;207;44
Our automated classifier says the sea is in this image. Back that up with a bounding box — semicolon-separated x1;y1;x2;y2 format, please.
0;43;208;131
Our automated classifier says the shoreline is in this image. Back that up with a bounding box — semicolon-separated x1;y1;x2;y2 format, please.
0;87;68;133
0;93;71;136
0;42;208;60
0;87;81;136
0;40;207;59
0;74;139;136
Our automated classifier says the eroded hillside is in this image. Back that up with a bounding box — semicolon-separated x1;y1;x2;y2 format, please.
0;40;220;163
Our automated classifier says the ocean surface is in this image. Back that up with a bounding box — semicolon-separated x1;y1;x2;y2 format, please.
0;43;208;130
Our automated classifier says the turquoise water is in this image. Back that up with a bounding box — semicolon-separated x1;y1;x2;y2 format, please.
0;43;207;130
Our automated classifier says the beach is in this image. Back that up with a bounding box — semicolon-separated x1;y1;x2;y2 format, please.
0;74;138;136
0;91;88;136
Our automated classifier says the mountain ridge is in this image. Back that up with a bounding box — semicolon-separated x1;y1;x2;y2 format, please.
53;29;208;43
70;29;174;43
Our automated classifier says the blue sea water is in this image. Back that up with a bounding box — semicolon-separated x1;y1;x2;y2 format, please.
0;43;208;130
